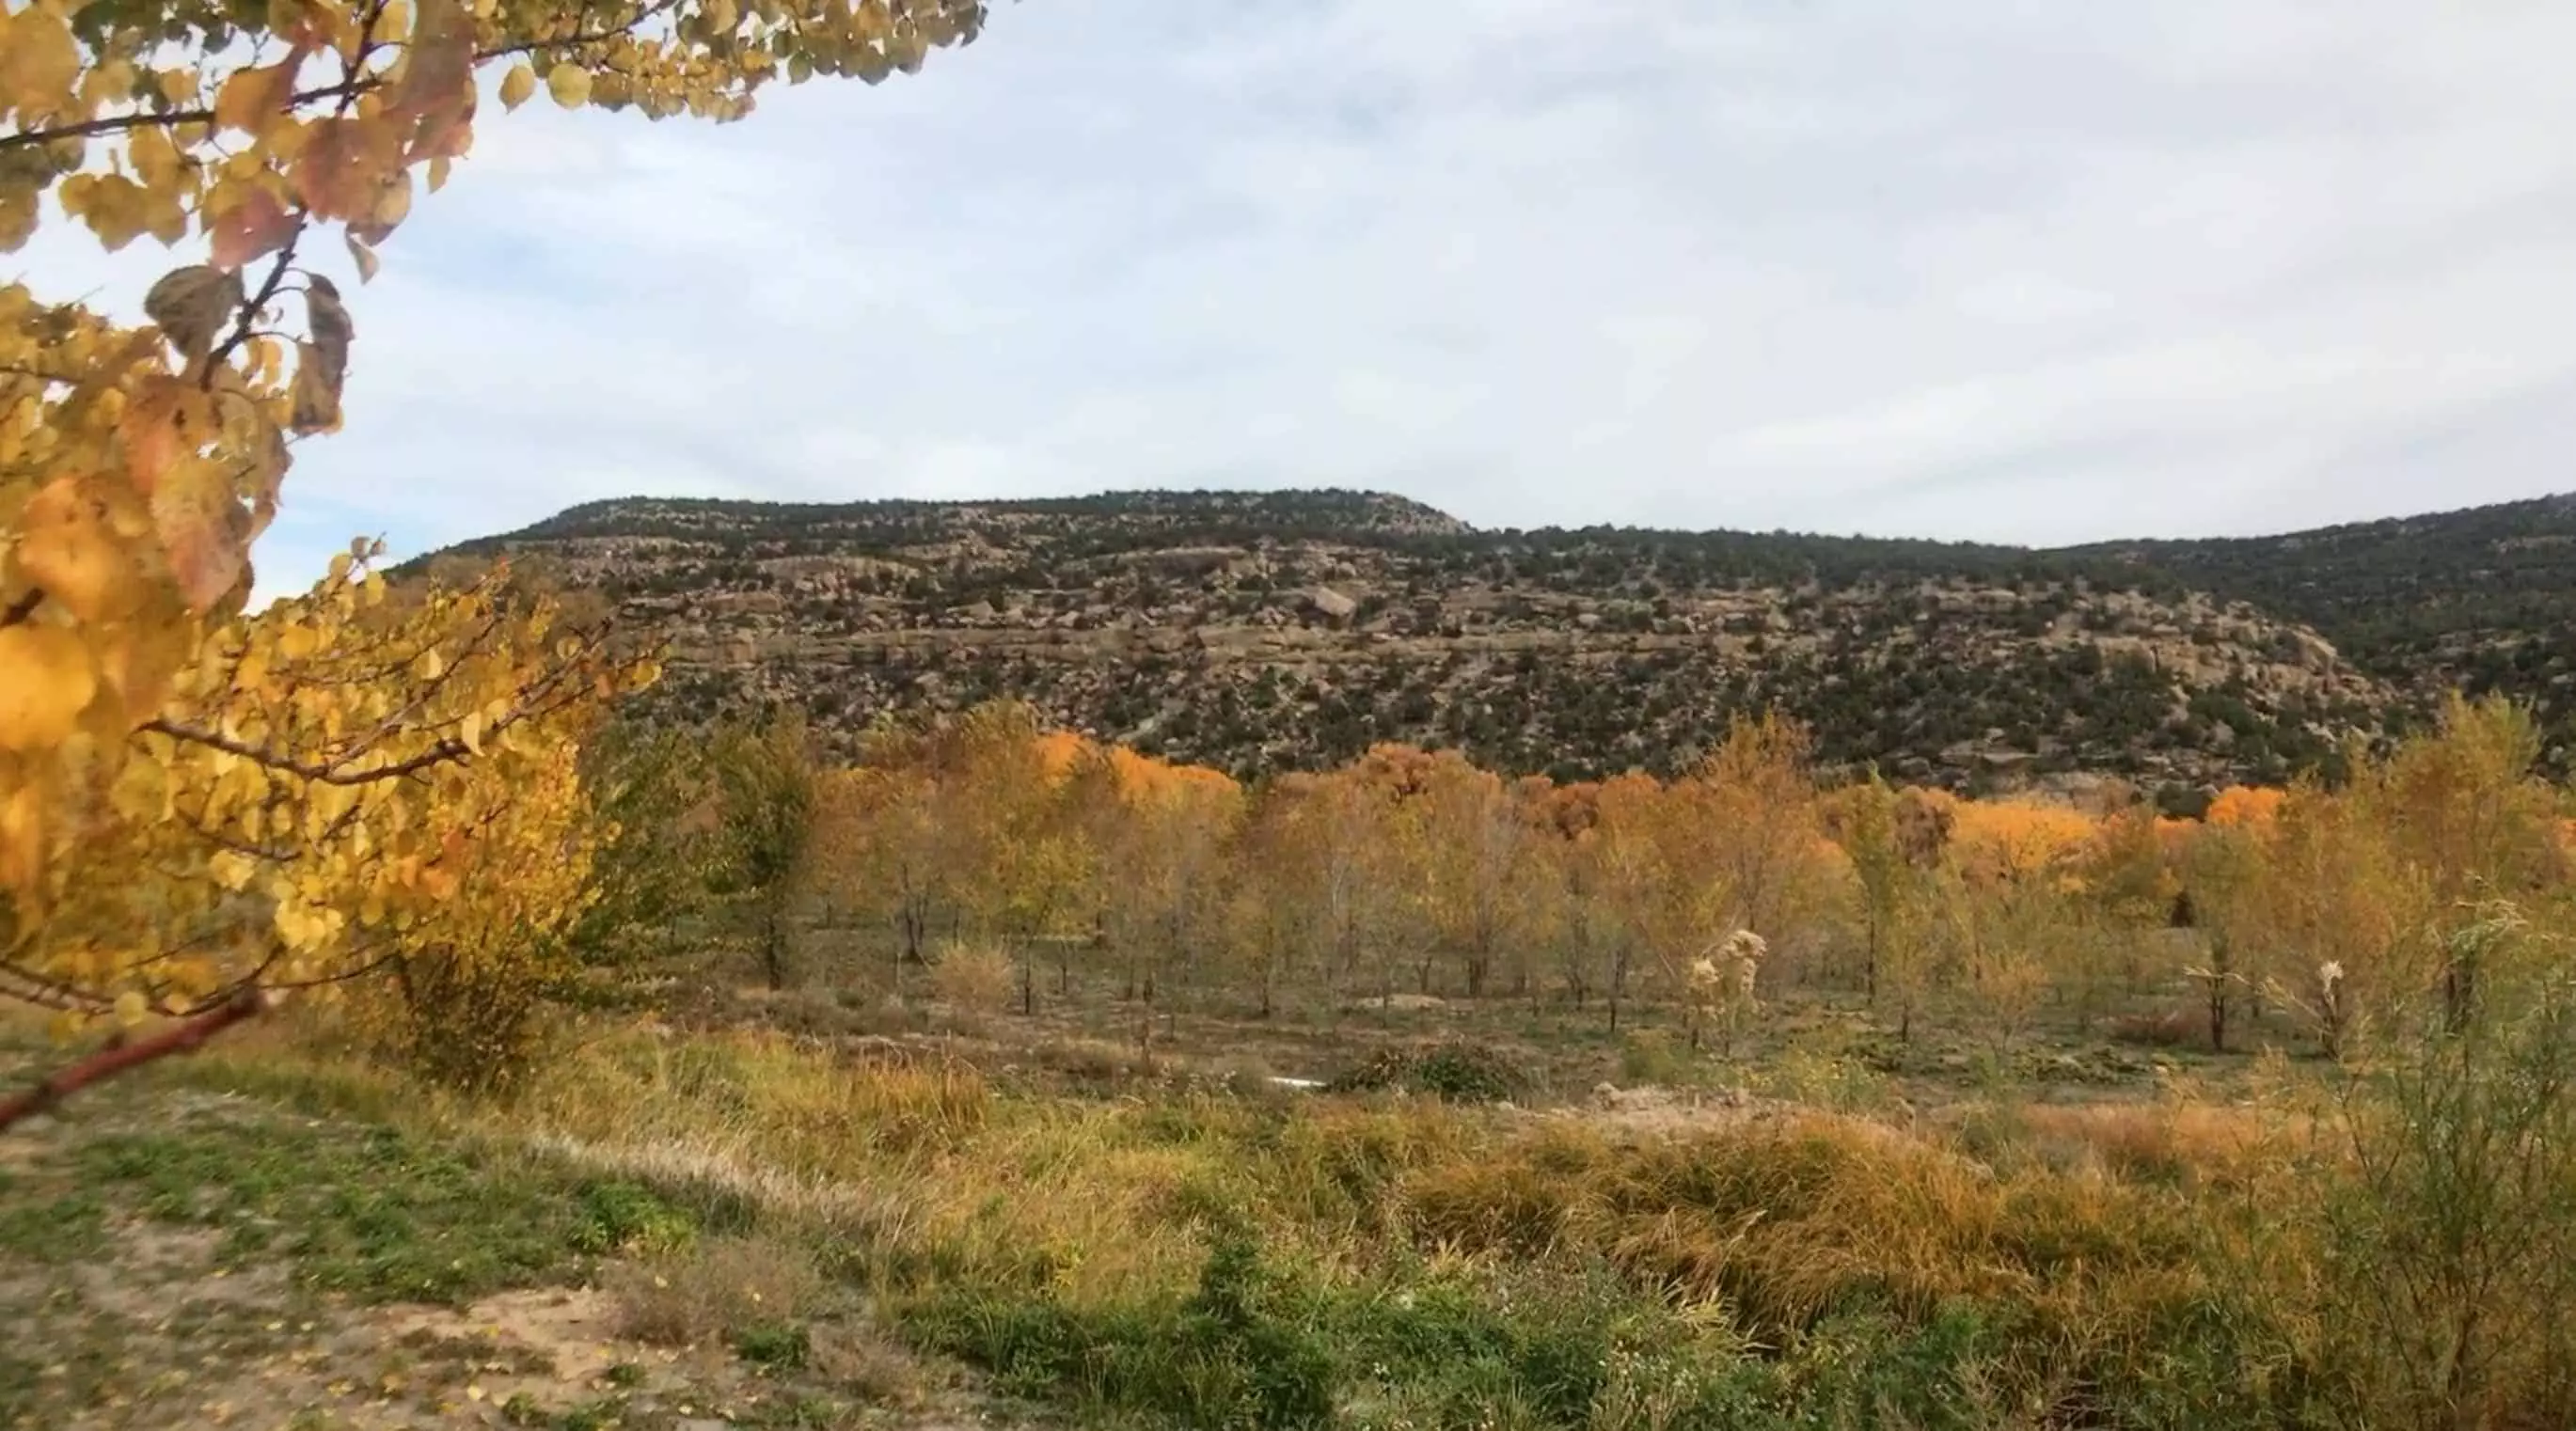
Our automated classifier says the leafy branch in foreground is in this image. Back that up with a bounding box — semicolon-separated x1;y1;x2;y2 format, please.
0;549;655;1124
2;0;1002;1109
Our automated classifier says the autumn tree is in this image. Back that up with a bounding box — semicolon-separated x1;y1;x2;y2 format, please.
561;715;719;973
1587;771;1674;1034
1827;770;1936;1038
705;711;816;990
1409;750;1536;999
1691;711;1830;951
1078;746;1241;1027
923;702;1094;1014
2;551;648;1118
1224;784;1315;1021
1278;765;1409;1011
2;0;997;1109
2362;695;2566;1030
2237;783;2422;1059
806;712;979;989
2179;818;2265;1053
1525;780;1601;1010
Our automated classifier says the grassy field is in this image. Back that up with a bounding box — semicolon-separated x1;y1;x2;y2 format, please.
2;953;2401;1431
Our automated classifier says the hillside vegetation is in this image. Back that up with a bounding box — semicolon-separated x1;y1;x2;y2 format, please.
421;487;2576;802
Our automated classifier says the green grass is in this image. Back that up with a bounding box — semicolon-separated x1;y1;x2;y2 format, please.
19;1101;721;1306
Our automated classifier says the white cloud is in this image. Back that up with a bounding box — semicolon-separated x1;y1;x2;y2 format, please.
14;0;2576;604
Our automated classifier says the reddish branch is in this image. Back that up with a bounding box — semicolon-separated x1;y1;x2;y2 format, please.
0;986;272;1133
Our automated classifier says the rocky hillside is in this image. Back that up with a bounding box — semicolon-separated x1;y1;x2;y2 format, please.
417;487;2576;807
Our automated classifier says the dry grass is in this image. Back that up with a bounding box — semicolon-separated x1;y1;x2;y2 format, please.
1400;1109;2208;1355
809;1321;927;1407
930;938;1016;1013
1027;1034;1151;1082
158;1012;2372;1427
2104;1003;2204;1048
2012;1098;2308;1185
607;1234;821;1347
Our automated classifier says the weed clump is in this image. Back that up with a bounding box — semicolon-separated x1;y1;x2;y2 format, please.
911;1219;1335;1429
608;1234;820;1348
1325;1042;1528;1104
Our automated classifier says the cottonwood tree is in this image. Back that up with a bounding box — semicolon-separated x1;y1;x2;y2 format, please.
1827;770;1934;1036
2363;696;2566;1030
1077;746;1241;1025
1;551;648;1121
705;711;816;990
1411;749;1535;999
2;0;998;1108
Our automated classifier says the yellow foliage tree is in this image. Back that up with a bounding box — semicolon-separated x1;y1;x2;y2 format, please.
1948;797;2098;888
2;550;647;1116
1825;770;1935;1036
2;0;995;1110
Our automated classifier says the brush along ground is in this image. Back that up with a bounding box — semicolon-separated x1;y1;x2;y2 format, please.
110;1014;2335;1429
0;1052;1027;1431
1;983;2339;1431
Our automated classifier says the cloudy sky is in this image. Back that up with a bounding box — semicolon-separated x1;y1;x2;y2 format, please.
25;1;2576;601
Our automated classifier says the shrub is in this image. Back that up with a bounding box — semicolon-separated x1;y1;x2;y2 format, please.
1326;1042;1529;1104
930;938;1016;1014
350;939;570;1093
1617;1028;1693;1086
2303;909;2576;1429
911;1221;1336;1430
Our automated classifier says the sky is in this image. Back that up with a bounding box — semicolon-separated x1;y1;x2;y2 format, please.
21;1;2576;604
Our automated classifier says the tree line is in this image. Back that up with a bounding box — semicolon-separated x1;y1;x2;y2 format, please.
663;691;2574;1070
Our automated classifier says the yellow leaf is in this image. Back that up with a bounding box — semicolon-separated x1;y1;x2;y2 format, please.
114;991;149;1027
346;231;382;283
499;63;536;111
14;479;143;624
460;711;484;755
0;625;99;751
0;8;80;121
292;116;402;222
0;783;44;892
72;173;155;251
127;124;185;192
546;63;592;108
0;184;38;252
150;458;252;612
214;55;302;135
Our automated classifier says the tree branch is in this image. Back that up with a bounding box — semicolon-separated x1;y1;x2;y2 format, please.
0;987;271;1133
144;716;471;785
476;0;690;59
0;78;377;153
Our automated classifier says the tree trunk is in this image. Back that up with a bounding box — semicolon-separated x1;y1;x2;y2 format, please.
762;902;789;990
